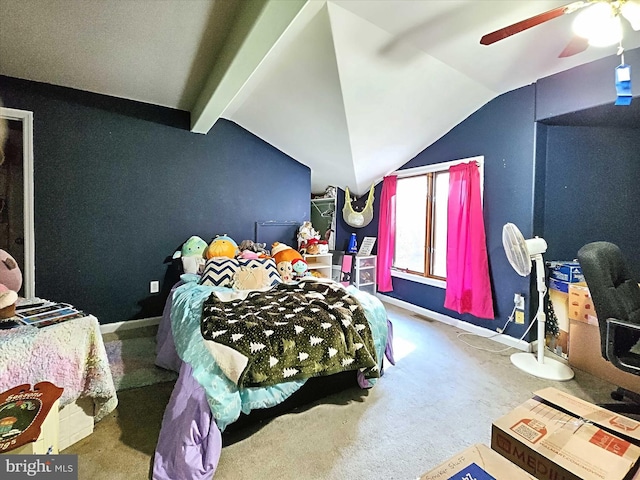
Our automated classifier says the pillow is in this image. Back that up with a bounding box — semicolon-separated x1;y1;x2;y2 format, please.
232;266;271;290
238;258;280;286
200;257;280;287
200;258;240;287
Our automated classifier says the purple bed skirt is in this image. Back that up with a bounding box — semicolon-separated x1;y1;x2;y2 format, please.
152;285;395;480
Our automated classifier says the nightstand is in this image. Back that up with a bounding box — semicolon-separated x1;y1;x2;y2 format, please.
303;253;333;278
353;255;376;294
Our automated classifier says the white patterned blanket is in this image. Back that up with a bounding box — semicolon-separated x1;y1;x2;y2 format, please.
201;280;379;387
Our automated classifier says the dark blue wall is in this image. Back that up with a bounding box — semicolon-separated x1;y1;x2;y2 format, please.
536;48;640;120
334;185;381;254
542;125;640;275
382;85;537;338
1;76;310;324
377;45;640;341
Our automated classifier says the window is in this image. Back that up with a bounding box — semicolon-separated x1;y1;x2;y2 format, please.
392;156;483;286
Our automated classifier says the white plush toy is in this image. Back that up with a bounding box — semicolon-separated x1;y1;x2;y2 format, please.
297;221;320;250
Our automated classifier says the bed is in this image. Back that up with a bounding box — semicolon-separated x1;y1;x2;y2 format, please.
152;266;394;480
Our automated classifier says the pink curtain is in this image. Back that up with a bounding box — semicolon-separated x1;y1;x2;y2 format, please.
444;162;494;319
377;176;397;292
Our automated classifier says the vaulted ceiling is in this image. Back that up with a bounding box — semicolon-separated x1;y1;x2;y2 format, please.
2;0;639;195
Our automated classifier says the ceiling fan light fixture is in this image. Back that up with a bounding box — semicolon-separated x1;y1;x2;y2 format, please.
588;15;622;46
573;2;622;46
621;1;640;30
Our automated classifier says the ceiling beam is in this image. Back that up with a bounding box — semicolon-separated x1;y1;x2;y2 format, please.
190;0;309;134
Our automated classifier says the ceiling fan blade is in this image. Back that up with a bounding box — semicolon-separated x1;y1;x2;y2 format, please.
558;35;589;57
480;1;589;45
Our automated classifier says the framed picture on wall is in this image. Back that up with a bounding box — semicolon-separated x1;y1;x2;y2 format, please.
255;221;300;250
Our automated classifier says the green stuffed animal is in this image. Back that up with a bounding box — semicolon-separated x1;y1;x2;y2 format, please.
173;236;208;274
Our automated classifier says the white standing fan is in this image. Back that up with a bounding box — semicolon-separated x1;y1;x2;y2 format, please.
502;223;574;381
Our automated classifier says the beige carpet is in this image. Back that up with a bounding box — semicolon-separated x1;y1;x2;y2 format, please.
103;326;177;391
64;302;620;480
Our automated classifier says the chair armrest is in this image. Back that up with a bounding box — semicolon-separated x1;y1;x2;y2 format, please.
605;318;640;375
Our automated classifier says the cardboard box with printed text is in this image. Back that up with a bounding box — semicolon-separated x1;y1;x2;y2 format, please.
547;261;585;283
548;278;572;355
491;387;640;480
568;282;597;325
568;319;640;395
419;443;536;480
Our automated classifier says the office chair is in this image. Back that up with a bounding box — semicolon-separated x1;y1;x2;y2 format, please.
577;241;640;413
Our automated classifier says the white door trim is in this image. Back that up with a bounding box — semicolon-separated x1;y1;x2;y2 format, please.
0;107;35;299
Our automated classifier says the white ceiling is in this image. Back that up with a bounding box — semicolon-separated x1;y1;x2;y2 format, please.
2;0;639;195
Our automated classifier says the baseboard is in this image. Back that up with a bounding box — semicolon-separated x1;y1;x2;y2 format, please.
99;316;162;335
376;293;531;352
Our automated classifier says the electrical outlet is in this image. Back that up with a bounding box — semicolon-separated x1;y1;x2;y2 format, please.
515;310;525;324
150;281;160;294
514;293;525;310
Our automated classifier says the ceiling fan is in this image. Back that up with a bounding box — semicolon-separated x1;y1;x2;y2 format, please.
481;0;640;57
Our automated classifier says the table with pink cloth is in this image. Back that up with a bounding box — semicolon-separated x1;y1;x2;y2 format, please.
0;315;118;422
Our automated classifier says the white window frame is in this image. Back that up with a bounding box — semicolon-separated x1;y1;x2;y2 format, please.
391;155;484;289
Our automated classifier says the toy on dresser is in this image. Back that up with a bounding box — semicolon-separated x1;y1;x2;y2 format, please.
297;221;320;253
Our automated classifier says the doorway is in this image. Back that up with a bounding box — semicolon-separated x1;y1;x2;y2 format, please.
0;107;34;298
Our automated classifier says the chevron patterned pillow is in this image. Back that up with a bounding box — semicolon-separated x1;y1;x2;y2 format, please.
200;258;240;287
200;257;280;287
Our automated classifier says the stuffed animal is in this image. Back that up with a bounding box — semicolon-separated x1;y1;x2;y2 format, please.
297;221;320;250
303;238;320;255
206;234;239;260
232;266;272;290
291;258;308;279
238;250;260;260
0;250;22;293
0;283;17;320
172;236;208;274
276;261;294;283
238;239;270;257
272;242;303;282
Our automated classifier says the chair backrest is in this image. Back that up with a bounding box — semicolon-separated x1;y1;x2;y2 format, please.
577;242;640;359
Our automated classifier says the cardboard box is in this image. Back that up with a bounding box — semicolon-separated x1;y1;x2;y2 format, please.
492;387;640;480
419;443;536;480
547;261;585;283
568;283;597;325
568;319;640;395
549;279;571;355
549;277;570;294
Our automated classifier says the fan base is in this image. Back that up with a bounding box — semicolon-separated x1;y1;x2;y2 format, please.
510;352;574;381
